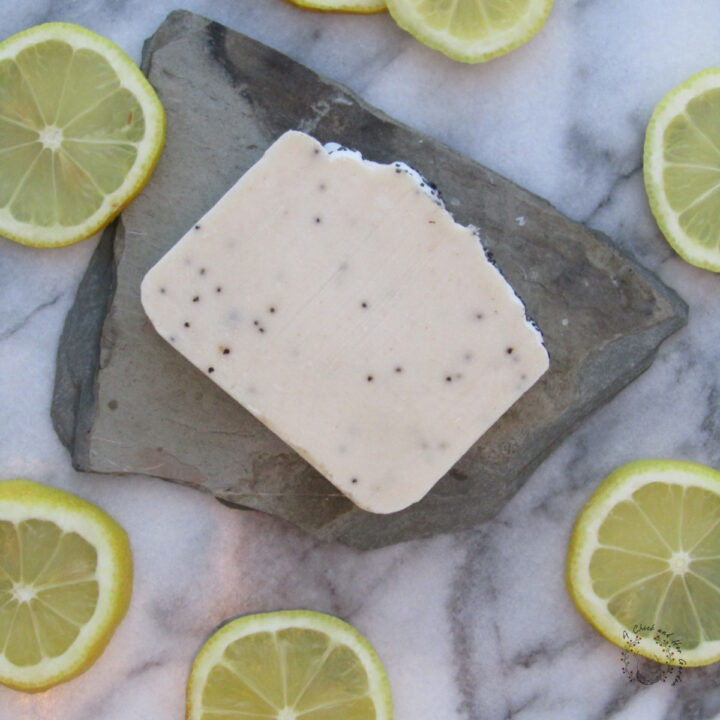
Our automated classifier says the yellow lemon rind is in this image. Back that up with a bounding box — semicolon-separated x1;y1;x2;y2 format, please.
566;459;720;667
186;609;393;720
643;67;720;273
384;0;554;63
284;0;387;12
0;22;166;248
0;478;133;692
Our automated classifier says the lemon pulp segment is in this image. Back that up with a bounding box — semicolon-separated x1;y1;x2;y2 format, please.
0;520;99;664
567;461;720;666
187;610;392;720
0;479;132;692
644;68;720;271
0;22;165;247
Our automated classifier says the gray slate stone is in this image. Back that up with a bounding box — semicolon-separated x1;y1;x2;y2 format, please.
51;10;687;549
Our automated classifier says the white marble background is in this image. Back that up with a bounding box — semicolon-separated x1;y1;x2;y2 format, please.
1;1;720;718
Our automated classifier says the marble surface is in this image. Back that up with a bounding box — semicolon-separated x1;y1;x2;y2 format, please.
1;1;719;719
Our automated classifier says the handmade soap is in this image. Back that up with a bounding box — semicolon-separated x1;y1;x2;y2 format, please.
141;131;549;513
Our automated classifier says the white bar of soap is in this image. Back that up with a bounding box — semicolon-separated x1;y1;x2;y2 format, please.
141;131;549;514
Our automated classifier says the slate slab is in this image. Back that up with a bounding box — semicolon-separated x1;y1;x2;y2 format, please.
52;10;687;549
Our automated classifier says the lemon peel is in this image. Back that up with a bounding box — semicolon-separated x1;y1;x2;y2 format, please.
567;460;720;667
385;0;554;63
0;478;132;692
284;0;386;13
186;610;392;720
0;22;165;248
644;68;720;272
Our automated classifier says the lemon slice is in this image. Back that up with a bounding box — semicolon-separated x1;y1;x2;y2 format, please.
384;0;554;63
567;460;720;667
187;610;393;720
0;22;165;248
0;479;132;692
284;0;386;12
644;68;720;272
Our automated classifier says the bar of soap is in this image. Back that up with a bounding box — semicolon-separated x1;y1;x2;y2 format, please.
141;131;549;513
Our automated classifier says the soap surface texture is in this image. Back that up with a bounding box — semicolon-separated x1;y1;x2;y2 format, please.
141;131;549;513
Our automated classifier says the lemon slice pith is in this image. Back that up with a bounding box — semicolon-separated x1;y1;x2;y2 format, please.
644;68;720;272
0;22;165;248
284;0;387;12
0;479;132;692
567;460;720;667
384;0;554;64
187;610;393;720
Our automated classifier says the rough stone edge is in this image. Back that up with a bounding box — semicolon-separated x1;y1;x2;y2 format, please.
50;221;118;461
